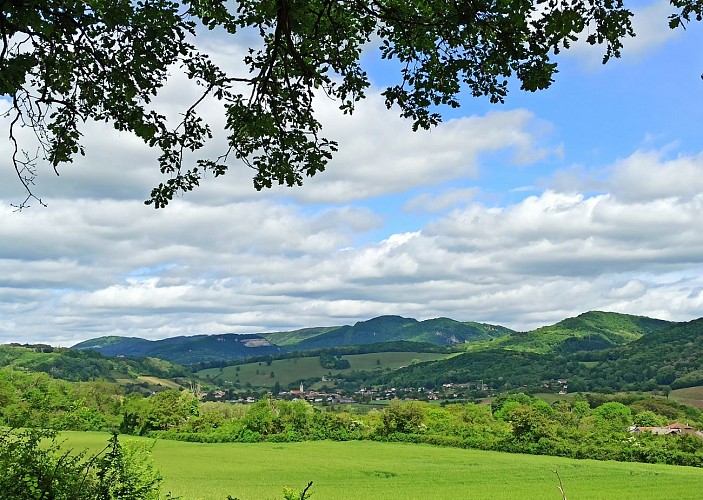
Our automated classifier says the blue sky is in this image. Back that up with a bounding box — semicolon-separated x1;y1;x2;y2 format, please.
1;1;703;344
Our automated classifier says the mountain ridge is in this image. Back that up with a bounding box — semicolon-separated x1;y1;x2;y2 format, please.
71;310;675;364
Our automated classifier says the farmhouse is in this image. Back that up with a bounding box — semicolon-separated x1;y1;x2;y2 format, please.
630;423;701;437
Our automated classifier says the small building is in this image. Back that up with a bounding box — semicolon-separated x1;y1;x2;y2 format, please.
630;423;699;436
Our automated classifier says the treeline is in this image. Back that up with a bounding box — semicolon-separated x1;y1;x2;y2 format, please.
2;364;702;468
148;393;703;467
0;367;125;430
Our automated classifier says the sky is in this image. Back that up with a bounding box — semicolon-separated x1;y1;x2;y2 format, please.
2;1;703;345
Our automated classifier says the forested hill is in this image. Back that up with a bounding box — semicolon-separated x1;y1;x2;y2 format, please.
72;311;675;365
378;317;703;393
0;344;186;382
73;334;283;364
281;316;514;351
464;310;673;354
72;315;513;363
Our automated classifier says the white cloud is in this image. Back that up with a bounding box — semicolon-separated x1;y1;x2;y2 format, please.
625;1;681;55
1;22;703;345
294;98;554;203
609;149;703;202
563;1;680;67
3;168;703;343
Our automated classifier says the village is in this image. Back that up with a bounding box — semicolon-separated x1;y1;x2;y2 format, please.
200;378;573;406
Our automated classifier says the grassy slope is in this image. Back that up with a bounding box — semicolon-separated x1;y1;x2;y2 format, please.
261;327;338;346
671;386;703;409
64;432;703;500
198;351;452;387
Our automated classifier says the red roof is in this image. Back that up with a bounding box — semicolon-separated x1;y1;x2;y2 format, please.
666;422;693;429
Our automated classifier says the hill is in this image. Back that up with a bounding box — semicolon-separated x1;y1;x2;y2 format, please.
576;317;703;390
70;311;678;378
0;344;186;382
74;333;282;364
283;316;514;351
379;316;703;393
463;311;672;354
72;315;513;363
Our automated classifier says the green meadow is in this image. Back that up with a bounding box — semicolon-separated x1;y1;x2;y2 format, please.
197;352;451;388
62;432;703;499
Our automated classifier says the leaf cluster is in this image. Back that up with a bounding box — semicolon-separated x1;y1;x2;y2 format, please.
0;428;161;499
2;0;669;207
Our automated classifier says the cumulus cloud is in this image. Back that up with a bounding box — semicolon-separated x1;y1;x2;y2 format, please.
609;150;703;202
1;20;702;345
293;99;553;203
5;171;703;344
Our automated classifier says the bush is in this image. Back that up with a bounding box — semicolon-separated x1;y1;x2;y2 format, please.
0;428;162;500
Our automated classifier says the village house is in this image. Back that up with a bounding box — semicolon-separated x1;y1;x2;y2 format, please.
630;423;701;437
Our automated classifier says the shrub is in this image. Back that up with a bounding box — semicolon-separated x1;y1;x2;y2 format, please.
0;428;162;500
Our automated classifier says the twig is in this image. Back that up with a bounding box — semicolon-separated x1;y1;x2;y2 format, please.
552;470;567;500
301;481;313;500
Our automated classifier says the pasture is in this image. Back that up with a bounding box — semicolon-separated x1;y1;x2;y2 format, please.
62;432;703;499
197;351;451;388
671;386;703;409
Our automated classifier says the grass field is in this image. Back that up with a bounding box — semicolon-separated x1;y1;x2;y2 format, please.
62;432;703;499
137;376;183;389
671;386;703;409
530;393;575;404
197;352;451;388
113;375;184;393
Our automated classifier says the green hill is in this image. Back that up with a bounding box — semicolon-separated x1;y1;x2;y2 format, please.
464;311;672;354
71;311;673;368
71;336;165;357
579;317;703;390
0;344;186;382
287;316;513;350
261;326;339;346
72;315;513;363
379;316;703;393
198;351;453;388
74;333;282;364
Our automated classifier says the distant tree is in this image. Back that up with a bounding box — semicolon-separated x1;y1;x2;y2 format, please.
380;400;424;435
4;0;700;208
633;410;667;427
592;402;632;432
571;400;591;419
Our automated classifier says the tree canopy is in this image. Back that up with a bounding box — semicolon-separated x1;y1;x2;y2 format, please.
1;0;700;208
